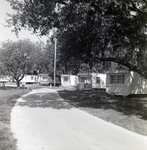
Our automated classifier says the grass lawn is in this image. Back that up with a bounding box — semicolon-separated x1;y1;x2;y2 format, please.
0;86;146;150
58;89;147;136
0;87;31;150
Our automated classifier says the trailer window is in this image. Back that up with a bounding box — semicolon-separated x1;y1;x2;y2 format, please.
64;76;69;82
96;77;100;84
110;74;125;84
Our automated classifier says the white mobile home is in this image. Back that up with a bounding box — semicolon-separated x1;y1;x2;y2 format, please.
61;74;78;87
0;76;10;86
21;75;38;84
0;76;10;82
77;73;106;89
106;70;147;96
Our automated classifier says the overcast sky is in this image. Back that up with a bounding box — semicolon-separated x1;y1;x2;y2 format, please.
0;0;47;43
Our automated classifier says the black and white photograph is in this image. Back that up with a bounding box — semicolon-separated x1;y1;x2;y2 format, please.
0;0;147;149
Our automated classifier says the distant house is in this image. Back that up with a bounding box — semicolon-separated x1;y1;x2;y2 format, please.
38;74;50;85
0;76;10;86
0;76;10;82
20;75;38;84
38;74;61;86
61;74;78;87
77;72;106;90
106;70;147;96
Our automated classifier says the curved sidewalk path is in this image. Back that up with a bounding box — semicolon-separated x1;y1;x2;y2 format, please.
11;88;147;150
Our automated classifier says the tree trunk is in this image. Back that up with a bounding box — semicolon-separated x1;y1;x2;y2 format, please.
16;80;20;88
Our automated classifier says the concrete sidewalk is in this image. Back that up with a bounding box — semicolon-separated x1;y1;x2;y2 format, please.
11;88;147;150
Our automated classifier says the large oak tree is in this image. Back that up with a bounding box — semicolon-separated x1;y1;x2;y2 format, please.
6;0;147;78
0;40;39;87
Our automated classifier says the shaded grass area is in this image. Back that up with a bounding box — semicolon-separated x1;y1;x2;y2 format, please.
0;88;31;150
58;89;147;136
58;90;147;119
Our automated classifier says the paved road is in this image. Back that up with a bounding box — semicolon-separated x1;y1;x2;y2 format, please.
11;88;147;150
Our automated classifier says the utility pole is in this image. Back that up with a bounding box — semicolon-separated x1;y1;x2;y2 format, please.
54;38;57;87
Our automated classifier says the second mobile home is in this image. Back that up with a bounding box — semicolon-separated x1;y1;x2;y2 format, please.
106;70;147;96
77;73;106;89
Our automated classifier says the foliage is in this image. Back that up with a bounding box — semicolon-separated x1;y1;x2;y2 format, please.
6;0;147;77
38;41;55;75
0;38;65;87
0;40;39;87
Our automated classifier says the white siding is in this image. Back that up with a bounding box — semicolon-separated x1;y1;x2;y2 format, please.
21;75;37;84
106;71;147;96
106;71;131;96
96;73;106;89
130;72;147;94
61;75;78;87
70;75;78;86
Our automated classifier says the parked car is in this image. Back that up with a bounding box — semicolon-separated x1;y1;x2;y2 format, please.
38;74;61;86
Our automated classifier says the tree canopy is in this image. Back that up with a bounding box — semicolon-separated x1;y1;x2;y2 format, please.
6;0;147;78
0;40;36;86
0;39;62;87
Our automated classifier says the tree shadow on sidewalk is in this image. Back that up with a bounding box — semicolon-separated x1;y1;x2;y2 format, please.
18;92;73;110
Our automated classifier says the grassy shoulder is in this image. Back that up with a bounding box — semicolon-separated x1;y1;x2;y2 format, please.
58;89;147;136
0;87;31;150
